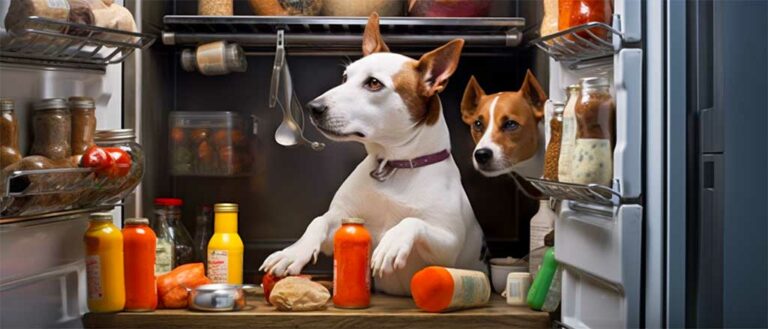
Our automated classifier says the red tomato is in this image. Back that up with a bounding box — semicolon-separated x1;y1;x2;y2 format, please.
80;146;114;177
171;127;186;144
104;147;132;178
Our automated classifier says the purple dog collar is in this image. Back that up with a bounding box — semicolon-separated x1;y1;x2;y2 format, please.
370;149;451;182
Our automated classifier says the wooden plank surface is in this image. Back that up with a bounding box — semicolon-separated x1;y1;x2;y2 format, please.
84;295;550;329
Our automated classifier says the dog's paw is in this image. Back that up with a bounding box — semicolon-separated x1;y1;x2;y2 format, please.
371;221;418;278
259;243;319;277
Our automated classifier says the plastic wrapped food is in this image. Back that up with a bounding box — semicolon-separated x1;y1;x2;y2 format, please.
156;263;211;309
269;277;330;312
322;0;404;16
248;0;323;16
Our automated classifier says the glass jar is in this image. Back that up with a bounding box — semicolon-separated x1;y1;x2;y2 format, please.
564;0;612;39
69;96;97;156
571;77;615;186
0;98;22;169
94;129;145;204
154;198;196;267
193;205;213;265
31;98;71;160
181;41;247;76
543;102;565;181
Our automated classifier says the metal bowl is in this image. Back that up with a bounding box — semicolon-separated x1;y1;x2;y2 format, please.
188;283;255;312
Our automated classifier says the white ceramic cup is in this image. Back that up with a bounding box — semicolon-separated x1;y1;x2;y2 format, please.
489;257;528;293
503;272;532;306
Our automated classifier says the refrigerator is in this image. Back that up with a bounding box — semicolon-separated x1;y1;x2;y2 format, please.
1;0;766;328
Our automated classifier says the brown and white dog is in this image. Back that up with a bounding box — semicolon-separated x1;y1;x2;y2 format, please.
460;70;548;178
260;14;486;296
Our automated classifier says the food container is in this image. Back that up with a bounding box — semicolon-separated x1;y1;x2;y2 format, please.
322;0;405;16
248;0;322;16
407;0;491;17
571;77;615;186
69;96;97;156
181;41;247;76
489;257;528;293
94;129;145;204
188;284;256;312
30;98;72;161
170;111;252;177
199;0;233;15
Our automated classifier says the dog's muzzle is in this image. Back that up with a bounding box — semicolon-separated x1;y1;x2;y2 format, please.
307;99;328;120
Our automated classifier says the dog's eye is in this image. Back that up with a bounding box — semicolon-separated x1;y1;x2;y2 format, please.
364;77;384;91
473;119;484;132
342;74;348;83
502;120;520;131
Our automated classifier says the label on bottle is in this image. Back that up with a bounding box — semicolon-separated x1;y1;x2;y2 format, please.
207;250;229;283
86;255;103;300
446;268;491;311
155;239;174;275
559;98;578;182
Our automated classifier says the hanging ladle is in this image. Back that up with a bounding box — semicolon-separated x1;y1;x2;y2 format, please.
269;29;325;151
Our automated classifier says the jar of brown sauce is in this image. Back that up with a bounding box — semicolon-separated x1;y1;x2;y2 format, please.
0;98;22;169
31;98;72;160
69;96;97;156
571;77;616;186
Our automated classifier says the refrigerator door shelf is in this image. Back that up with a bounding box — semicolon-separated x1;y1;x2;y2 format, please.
557;202;642;329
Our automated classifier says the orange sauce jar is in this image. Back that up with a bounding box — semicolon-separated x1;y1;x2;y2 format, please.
122;218;157;312
333;218;371;309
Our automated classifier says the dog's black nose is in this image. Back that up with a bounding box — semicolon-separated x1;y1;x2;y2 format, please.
474;148;493;165
307;100;328;118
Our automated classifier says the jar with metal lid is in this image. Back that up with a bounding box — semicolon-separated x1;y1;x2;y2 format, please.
181;41;247;76
69;96;97;156
0;98;22;169
543;102;565;181
31;98;72;160
94;129;145;204
571;77;616;186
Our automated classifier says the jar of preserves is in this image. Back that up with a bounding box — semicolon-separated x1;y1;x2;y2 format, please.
571;77;615;186
69;96;97;156
181;41;247;76
154;198;196;268
31;98;71;160
94;129;144;204
333;217;372;309
122;217;157;312
0;98;22;169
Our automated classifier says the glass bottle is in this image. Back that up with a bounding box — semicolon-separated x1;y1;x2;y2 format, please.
69;96;97;156
572;77;615;186
30;98;71;160
153;207;175;276
207;203;244;284
154;198;195;269
84;212;125;313
333;217;372;309
0;98;22;169
543;101;565;181
193;205;213;265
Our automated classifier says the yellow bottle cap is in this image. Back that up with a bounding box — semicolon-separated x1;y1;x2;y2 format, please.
214;203;238;213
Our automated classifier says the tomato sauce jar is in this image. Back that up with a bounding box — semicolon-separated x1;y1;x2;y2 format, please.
333;218;372;309
123;217;158;312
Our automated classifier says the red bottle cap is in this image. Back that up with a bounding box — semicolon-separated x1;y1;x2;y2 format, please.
154;198;183;206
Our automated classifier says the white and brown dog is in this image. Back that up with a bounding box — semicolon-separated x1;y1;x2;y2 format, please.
460;71;548;178
260;14;486;296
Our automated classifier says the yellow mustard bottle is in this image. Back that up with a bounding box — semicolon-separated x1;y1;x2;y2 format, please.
207;203;244;284
84;212;125;312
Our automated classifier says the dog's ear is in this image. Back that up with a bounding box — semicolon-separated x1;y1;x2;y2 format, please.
362;13;389;56
461;75;485;123
417;39;464;97
520;69;547;120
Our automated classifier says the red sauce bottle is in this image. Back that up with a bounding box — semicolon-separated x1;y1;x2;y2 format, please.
123;217;158;312
568;0;612;39
333;218;372;309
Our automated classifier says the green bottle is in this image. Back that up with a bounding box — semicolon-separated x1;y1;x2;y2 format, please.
527;247;559;311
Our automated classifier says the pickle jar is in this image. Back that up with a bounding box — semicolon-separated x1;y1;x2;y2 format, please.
94;129;145;203
571;77;616;186
69;96;97;156
31;98;71;160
